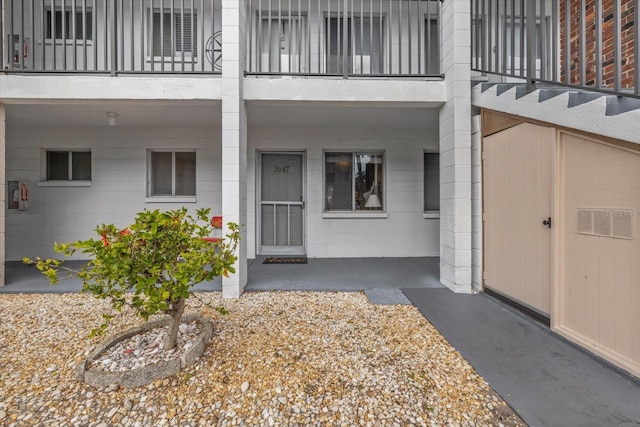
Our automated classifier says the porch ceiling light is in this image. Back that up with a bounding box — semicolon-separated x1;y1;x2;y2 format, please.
107;112;118;126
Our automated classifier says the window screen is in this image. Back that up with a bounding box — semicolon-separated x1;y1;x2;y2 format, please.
150;151;196;197
424;153;440;211
46;10;93;40
47;151;69;181
46;151;91;181
327;16;382;74
152;11;198;57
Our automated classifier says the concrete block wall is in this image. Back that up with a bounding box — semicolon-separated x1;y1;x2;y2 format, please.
221;0;248;298
4;126;222;260
438;0;473;293
247;127;441;259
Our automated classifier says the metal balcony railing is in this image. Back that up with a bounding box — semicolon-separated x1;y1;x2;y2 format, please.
471;0;640;98
1;0;221;74
245;0;442;77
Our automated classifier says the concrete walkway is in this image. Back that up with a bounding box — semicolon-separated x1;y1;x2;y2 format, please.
1;257;440;295
403;288;640;427
2;257;639;426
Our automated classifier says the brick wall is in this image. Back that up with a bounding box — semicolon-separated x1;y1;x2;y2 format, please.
560;0;635;89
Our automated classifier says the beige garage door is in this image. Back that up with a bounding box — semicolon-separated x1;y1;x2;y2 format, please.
483;122;555;315
558;132;640;377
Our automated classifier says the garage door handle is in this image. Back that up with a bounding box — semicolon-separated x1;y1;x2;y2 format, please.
542;217;552;228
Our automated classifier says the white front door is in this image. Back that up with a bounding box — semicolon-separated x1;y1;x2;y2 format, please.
259;152;305;255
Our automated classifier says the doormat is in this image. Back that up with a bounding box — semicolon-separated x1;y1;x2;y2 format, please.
263;257;308;264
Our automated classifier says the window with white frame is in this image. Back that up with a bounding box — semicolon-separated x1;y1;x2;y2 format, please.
46;150;91;181
45;9;93;41
150;10;198;58
148;151;196;197
325;152;384;212
423;152;439;212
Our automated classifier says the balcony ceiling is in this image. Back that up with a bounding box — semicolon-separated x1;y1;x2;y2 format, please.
5;102;222;129
5;102;439;131
247;103;439;130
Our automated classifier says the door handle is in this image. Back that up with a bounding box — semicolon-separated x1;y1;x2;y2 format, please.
542;217;551;228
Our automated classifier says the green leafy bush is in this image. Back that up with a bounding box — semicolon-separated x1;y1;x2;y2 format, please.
25;208;240;349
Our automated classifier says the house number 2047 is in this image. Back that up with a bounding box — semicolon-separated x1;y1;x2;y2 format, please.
274;166;290;173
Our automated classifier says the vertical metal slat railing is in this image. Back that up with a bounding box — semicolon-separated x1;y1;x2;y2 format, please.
244;0;441;77
0;0;219;74
471;0;638;99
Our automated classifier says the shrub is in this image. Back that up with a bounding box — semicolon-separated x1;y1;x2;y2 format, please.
25;208;240;350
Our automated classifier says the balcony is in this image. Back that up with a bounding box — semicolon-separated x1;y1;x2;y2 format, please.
1;0;221;74
471;0;640;98
245;0;441;77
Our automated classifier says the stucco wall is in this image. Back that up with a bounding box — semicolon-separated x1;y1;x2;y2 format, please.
247;127;440;259
5;126;222;260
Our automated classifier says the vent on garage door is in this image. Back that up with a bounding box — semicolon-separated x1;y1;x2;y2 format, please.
576;209;636;239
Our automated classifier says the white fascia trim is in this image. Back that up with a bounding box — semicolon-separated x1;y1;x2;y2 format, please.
0;75;222;101
244;78;446;105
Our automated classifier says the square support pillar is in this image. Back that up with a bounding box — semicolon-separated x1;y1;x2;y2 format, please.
438;0;473;293
221;0;248;298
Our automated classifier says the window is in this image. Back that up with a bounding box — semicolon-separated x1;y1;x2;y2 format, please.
325;152;384;212
425;19;439;75
45;10;93;41
46;151;91;181
259;17;307;72
423;153;439;212
150;10;198;58
149;151;196;197
326;16;383;74
504;18;550;77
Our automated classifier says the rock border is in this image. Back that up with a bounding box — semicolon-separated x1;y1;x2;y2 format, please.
76;314;213;389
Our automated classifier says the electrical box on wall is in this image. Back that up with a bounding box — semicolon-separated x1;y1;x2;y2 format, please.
8;181;28;211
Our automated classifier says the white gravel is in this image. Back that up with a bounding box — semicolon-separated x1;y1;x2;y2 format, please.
0;292;525;426
90;320;202;373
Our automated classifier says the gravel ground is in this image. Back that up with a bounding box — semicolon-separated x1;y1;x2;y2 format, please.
0;292;525;427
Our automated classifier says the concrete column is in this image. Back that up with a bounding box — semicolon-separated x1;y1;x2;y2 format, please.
0;103;5;286
221;0;248;298
438;0;473;293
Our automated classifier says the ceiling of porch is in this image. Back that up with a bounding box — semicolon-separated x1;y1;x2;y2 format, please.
247;103;440;130
5;101;222;129
5;101;440;131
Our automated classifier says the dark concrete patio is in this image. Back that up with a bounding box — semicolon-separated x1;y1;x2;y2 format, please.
0;256;441;294
246;256;442;291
